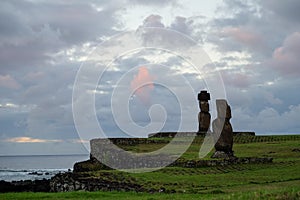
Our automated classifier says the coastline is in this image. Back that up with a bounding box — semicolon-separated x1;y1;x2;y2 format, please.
0;154;89;192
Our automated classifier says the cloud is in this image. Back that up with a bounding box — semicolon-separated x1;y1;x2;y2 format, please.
68;139;90;144
0;103;19;108
268;32;300;76
232;103;300;133
263;91;283;105
0;74;20;89
261;0;300;23
130;66;154;105
137;14;197;50
221;70;251;88
4;137;62;143
207;0;300;59
129;0;175;6
0;1;121;70
200;0;300;136
170;16;194;36
142;15;165;28
220;27;263;49
1;0;300;155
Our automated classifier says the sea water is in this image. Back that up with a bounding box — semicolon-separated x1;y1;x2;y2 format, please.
0;154;89;181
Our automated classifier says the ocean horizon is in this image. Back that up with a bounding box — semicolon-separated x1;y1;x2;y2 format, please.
0;154;89;181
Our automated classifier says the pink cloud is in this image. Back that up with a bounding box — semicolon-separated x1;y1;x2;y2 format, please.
222;27;263;48
130;66;154;105
5;137;62;143
269;32;300;76
0;74;21;89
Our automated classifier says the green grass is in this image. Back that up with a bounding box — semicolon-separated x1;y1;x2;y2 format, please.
1;184;300;200
1;135;300;199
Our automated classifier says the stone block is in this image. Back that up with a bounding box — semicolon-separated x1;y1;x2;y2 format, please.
198;90;210;101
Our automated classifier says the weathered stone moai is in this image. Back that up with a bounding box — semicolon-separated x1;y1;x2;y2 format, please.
211;99;234;158
197;91;211;133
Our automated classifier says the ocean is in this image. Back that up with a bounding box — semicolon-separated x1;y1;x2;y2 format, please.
0;154;89;181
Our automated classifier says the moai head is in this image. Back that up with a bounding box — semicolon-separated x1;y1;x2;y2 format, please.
198;91;210;111
216;99;228;119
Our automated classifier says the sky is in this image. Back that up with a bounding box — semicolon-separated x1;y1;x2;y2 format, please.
0;0;300;155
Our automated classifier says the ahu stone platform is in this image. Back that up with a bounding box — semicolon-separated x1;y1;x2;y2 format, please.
148;131;255;138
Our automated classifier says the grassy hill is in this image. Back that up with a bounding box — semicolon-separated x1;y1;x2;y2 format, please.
1;135;300;199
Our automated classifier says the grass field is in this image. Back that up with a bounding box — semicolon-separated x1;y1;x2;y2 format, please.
1;186;300;200
1;135;300;199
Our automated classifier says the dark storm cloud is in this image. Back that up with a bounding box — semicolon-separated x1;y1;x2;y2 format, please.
0;0;120;69
0;0;123;145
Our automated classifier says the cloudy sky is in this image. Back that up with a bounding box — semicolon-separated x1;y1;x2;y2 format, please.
0;0;300;155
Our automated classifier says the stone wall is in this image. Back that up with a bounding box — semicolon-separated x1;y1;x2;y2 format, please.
50;172;144;192
74;155;273;172
171;157;273;168
148;131;255;138
91;138;169;145
58;157;273;192
233;131;255;136
89;138;175;170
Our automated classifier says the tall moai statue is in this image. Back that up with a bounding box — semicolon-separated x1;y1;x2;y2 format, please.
197;91;211;133
211;99;234;158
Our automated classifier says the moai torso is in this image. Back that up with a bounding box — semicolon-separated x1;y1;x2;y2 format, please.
198;91;211;132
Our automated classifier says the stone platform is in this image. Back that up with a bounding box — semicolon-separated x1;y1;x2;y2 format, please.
148;131;255;138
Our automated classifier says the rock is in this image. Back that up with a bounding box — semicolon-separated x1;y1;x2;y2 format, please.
49;172;144;192
0;179;50;193
159;187;166;193
73;158;110;172
211;151;234;159
74;181;81;190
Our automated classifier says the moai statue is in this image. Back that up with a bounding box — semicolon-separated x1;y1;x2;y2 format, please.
197;91;211;133
211;99;234;158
